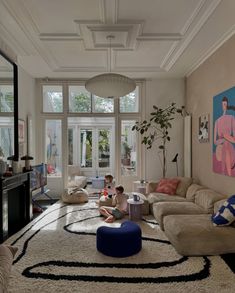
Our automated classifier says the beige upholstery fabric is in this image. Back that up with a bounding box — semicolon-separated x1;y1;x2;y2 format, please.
194;189;226;213
148;193;188;214
152;202;207;231
0;245;18;293
146;181;159;194
175;177;193;197
186;184;206;201
148;193;188;205
164;214;235;255
62;188;89;204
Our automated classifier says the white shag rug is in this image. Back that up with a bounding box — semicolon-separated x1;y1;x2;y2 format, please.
5;200;235;293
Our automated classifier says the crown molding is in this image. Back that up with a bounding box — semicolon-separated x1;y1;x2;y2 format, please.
186;24;235;77
163;0;221;71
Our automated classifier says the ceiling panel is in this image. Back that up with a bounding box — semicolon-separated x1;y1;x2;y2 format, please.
118;0;201;33
23;0;101;34
0;0;234;78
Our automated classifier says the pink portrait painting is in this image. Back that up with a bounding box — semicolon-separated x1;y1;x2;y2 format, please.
213;87;235;177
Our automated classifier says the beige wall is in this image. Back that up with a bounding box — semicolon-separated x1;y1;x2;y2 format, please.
145;78;185;181
186;34;235;195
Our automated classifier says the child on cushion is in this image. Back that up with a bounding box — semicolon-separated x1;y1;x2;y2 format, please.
99;185;128;223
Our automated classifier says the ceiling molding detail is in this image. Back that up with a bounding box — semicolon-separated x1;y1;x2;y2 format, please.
0;0;233;78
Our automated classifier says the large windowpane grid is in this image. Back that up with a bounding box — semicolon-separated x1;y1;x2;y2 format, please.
93;96;114;113
0;117;14;160
46;120;62;176
98;129;110;168
0;85;14;112
120;86;139;113
69;86;91;112
80;129;92;168
43;85;63;112
121;120;137;176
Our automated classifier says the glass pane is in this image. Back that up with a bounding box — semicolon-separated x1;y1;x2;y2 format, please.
68;128;73;165
43;85;63;112
121;120;137;176
46;120;62;176
120;86;139;113
69;85;91;113
93;95;114;113
0;85;14;112
98;129;110;168
80;129;92;168
0;117;14;160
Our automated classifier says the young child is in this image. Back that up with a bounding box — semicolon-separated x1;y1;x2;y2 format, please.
99;185;128;223
104;174;114;188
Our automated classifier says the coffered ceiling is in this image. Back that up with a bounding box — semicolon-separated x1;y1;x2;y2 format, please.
0;0;235;79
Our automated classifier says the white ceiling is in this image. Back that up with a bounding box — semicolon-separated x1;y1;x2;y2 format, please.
0;0;235;79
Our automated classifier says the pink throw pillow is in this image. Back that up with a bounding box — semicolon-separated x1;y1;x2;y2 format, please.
156;178;180;195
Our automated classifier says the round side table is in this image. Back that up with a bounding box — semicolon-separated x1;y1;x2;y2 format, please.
127;198;144;221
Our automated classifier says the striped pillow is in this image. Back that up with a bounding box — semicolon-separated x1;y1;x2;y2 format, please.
156;178;180;195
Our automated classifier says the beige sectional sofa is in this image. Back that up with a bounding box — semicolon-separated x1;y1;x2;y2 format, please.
146;177;235;256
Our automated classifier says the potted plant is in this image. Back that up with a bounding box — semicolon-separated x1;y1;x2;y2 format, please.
132;103;184;178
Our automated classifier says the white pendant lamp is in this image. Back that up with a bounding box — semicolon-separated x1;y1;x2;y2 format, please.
85;35;136;98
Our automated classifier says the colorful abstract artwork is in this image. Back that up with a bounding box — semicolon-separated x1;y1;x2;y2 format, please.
213;86;235;177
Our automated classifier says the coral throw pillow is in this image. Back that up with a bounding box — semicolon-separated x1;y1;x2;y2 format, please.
156;178;180;195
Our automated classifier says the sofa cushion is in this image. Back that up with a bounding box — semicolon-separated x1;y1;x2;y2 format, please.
152;201;207;231
156;178;180;195
194;189;226;213
175;177;193;197
186;183;206;202
0;245;18;293
148;193;188;205
164;214;235;255
212;195;235;226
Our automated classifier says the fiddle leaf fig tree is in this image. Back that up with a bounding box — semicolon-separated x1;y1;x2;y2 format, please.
132;103;184;178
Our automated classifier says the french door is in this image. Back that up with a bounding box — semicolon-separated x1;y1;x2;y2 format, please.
79;126;113;177
68;118;114;180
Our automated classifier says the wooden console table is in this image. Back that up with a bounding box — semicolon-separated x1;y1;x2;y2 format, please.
0;172;32;243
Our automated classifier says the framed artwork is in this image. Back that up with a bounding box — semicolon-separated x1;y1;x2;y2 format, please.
18;119;25;143
198;114;209;143
213;86;235;177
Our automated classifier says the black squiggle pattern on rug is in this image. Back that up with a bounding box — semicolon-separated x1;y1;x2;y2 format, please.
22;257;211;284
13;208;99;265
64;219;170;244
13;204;212;284
11;203;69;246
141;218;159;225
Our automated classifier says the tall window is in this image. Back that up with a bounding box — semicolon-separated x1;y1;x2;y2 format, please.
121;120;137;176
45;120;62;176
120;86;139;113
68;85;114;113
69;86;91;112
0;84;14;160
0;85;14;112
43;85;63;112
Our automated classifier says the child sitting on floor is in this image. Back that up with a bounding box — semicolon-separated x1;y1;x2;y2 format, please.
99;185;128;223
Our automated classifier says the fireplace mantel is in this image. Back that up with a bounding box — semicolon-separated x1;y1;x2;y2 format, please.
0;172;32;243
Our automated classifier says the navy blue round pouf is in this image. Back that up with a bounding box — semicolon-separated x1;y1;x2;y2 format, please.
96;220;142;257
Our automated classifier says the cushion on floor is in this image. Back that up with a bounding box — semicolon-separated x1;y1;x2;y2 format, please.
61;187;89;203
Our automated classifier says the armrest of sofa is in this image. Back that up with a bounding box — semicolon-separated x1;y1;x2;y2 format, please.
146;181;159;194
